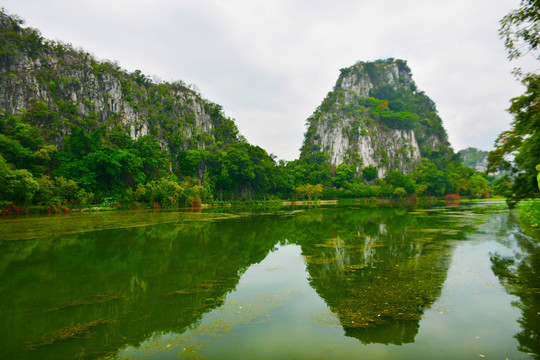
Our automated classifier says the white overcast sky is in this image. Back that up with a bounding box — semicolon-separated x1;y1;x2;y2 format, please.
2;0;538;160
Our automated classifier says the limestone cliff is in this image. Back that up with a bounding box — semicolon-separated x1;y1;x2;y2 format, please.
0;11;240;154
301;59;452;178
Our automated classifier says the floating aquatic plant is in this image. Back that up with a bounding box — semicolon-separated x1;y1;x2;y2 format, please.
27;318;115;350
333;249;450;329
47;291;121;312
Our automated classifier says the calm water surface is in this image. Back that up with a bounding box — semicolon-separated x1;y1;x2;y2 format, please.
0;202;538;359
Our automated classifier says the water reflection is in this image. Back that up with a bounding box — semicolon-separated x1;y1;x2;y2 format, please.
0;204;524;359
0;214;279;359
489;212;540;358
290;207;477;345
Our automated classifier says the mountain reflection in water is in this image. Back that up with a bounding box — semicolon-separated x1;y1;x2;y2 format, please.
0;203;535;359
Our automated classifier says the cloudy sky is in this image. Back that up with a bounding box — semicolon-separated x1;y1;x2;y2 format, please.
2;0;538;160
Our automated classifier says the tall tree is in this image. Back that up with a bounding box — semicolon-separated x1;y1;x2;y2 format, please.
488;74;540;198
488;1;540;206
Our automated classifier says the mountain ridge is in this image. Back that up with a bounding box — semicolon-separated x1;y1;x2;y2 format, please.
0;10;241;156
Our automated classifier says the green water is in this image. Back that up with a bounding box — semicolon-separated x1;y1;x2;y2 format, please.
0;202;538;359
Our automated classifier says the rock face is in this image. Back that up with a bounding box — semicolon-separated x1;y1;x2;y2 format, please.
301;59;451;178
0;11;239;153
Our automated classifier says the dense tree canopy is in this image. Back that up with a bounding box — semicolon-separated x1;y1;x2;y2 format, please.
0;107;492;211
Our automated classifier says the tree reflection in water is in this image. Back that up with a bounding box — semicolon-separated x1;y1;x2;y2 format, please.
490;213;540;358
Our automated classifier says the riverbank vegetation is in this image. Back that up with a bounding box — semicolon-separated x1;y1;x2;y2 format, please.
0;110;494;214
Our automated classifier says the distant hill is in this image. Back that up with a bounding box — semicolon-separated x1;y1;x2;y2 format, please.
457;147;489;172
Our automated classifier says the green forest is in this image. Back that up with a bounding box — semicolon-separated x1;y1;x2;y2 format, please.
0;105;495;212
0;4;538;215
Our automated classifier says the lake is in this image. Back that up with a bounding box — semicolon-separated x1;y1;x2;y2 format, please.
0;202;538;359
